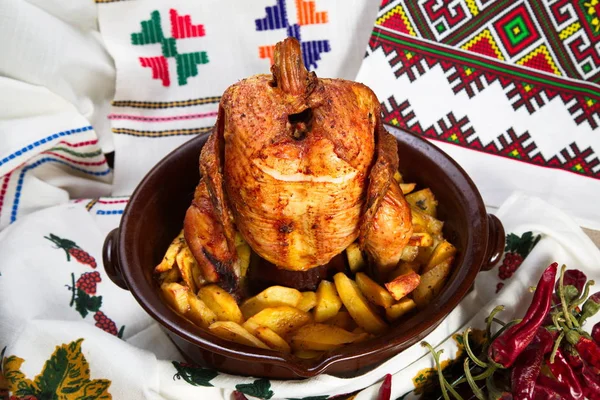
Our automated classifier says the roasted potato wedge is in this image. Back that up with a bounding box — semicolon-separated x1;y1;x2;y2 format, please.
385;298;417;322
155;231;185;273
314;280;343;323
399;245;419;262
156;268;181;284
399;183;416;194
346;242;366;273
240;286;302;319
411;208;443;235
408;232;433;247
255;326;291;353
355;272;394;308
186;292;217;328
324;310;357;331
290;323;366;351
198;284;244;324
208;321;269;349
406;189;438;217
413;258;453;308
389;261;420;281
294;350;323;359
385;271;421;301
176;246;200;293
423;240;457;273
333;273;388;334
235;232;251;278
297;291;317;312
243;306;311;337
393;170;403;183
161;282;190;314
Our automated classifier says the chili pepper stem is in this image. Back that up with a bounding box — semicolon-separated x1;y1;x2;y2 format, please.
453;366;496;386
421;342;451;400
570;280;595;311
549;331;564;364
464;329;487;368
485;306;505;340
463;359;485;400
559;264;574;329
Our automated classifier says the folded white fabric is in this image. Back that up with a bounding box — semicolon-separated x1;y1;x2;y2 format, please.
1;192;598;399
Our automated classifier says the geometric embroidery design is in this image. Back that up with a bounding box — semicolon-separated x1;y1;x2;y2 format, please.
131;9;208;86
255;0;331;69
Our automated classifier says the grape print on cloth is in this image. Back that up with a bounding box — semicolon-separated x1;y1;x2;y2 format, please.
45;234;125;338
1;339;112;399
496;231;541;293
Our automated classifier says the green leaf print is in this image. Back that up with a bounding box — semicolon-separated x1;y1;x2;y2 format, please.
236;378;274;399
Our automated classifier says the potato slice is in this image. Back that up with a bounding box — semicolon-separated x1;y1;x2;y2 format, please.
243;306;311;337
297;291;317;312
399;245;419;262
385;298;417;322
389;261;420;281
385;271;421;301
186;292;217;328
155;231;185;273
161;282;190;314
346;242;366;273
176;246;200;293
423;240;457;273
406;189;438;217
393;170;403;183
413;258;453;308
355;272;394;308
324;311;357;331
255;326;291;353
235;232;251;278
240;286;302;319
408;232;433;247
399;183;416;194
157;268;181;284
294;350;323;359
290;323;365;351
198;284;244;324
208;321;269;349
314;280;343;323
333;273;388;334
411;208;443;235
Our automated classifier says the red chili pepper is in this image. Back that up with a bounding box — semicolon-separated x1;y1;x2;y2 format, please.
546;348;584;400
232;391;249;400
592;322;600;346
511;328;553;399
567;332;600;371
556;269;587;296
581;362;600;400
489;263;558;368
533;375;572;400
563;344;584;370
377;373;392;400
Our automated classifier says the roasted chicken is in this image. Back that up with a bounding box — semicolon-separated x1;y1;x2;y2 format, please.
184;38;412;294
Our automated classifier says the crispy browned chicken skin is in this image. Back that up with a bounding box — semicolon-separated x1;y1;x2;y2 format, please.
184;38;412;294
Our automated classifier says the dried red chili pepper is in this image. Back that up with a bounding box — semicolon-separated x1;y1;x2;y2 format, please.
377;373;392;400
580;292;600;324
556;269;587;299
567;331;600;371
581;362;600;400
533;375;572;400
562;344;584;370
592;322;600;346
546;348;584;400
489;263;558;368
511;327;553;399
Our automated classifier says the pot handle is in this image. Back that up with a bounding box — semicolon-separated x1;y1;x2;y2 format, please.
102;228;129;290
481;214;505;271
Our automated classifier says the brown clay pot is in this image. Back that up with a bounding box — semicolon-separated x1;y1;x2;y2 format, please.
102;125;504;379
